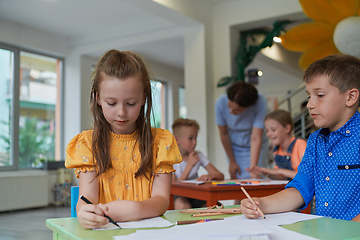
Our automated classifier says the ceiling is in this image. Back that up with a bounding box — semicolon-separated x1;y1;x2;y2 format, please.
0;0;308;99
0;0;203;69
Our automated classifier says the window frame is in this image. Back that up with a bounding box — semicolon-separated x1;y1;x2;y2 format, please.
0;42;65;171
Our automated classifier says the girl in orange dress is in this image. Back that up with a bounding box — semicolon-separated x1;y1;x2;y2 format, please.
65;50;181;229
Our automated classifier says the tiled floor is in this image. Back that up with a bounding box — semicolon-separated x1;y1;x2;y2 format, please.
0;206;70;240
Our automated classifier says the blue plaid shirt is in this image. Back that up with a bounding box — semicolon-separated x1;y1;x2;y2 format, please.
286;111;360;220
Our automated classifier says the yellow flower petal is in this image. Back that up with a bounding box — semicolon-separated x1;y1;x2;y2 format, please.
299;0;344;25
330;0;360;18
281;22;334;52
299;41;340;70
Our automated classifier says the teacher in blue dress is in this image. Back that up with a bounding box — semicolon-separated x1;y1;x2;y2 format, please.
215;81;268;179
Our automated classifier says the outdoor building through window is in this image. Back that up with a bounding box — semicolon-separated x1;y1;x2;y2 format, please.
0;46;63;170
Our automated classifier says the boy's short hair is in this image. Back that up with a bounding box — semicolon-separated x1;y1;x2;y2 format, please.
172;118;200;137
227;81;258;107
303;54;360;96
265;109;294;133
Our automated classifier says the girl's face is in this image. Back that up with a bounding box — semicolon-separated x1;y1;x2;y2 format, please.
265;118;290;146
97;74;145;135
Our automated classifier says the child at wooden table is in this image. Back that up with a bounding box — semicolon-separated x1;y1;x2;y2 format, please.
65;50;182;229
241;54;360;222
172;118;224;209
252;110;307;180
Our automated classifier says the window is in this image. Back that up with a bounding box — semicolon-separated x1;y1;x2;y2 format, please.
179;86;186;118
0;46;63;170
151;80;166;129
0;48;13;168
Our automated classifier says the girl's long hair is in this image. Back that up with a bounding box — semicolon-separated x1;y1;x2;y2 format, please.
90;49;154;180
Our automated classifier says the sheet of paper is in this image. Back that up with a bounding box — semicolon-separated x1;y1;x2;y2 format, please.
234;212;322;226
181;179;205;185
113;212;322;239
113;217;273;240
94;216;174;230
212;179;289;186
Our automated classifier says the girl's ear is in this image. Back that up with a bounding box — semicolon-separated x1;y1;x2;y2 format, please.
285;124;292;134
346;88;359;107
142;93;146;105
96;92;101;105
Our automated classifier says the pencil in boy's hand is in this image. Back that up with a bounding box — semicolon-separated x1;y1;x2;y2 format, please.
240;187;266;219
80;195;121;229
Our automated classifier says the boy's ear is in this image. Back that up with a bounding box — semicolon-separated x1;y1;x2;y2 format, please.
174;135;180;144
346;88;359;107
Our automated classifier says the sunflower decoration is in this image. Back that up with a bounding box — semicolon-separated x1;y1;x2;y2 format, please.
280;0;360;70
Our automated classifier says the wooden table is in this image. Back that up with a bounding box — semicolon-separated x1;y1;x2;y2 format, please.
170;181;311;214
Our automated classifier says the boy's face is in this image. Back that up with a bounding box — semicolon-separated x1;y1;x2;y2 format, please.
306;74;349;132
176;126;198;154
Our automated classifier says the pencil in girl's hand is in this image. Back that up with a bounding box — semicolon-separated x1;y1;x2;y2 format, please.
80;195;121;229
240;187;266;219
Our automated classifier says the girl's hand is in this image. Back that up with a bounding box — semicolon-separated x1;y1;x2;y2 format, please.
77;204;109;229
240;197;262;219
197;174;212;181
251;166;269;175
246;166;260;179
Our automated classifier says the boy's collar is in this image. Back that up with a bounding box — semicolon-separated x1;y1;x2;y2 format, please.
319;111;360;137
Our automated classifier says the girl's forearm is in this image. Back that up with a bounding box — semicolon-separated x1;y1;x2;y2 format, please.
107;195;169;222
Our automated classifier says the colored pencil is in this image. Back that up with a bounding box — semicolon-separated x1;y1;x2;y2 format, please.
176;218;224;225
240;187;266;219
191;212;226;217
180;208;241;213
80;195;121;229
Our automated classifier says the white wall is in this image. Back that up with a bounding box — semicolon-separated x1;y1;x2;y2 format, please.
0;0;309;210
210;0;304;178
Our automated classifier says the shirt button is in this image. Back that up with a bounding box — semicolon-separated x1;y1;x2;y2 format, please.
328;152;332;157
325;202;329;207
326;177;330;181
345;165;349;169
346;130;350;134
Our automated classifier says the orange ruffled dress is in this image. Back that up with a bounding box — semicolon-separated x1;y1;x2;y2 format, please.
65;128;182;204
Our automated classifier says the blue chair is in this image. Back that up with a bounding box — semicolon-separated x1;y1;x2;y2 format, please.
71;186;79;217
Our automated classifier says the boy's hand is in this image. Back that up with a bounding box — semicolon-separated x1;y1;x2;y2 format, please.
197;174;212;181
240;197;262;219
188;151;200;166
77;204;109;229
229;162;241;179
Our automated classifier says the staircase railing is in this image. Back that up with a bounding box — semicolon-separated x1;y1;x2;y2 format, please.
277;82;317;139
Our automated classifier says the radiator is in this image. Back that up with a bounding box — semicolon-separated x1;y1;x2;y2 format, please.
0;171;48;212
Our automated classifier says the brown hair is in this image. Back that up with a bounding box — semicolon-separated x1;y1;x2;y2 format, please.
265;110;294;133
90;49;154;180
172;118;200;137
303;54;360;104
227;81;258;107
